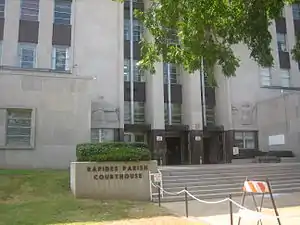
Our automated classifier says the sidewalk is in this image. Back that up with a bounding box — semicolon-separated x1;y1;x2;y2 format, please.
188;206;300;225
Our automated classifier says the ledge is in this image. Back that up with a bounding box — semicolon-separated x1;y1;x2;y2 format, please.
0;146;34;150
0;66;94;80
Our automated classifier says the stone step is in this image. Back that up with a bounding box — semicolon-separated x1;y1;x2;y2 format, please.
161;171;300;184
162;174;300;187
160;166;300;176
158;179;300;192
152;186;300;202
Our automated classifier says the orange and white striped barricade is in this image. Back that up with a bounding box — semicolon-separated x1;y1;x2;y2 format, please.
237;179;281;225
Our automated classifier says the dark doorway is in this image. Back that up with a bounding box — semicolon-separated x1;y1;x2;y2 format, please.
166;137;181;165
203;137;211;164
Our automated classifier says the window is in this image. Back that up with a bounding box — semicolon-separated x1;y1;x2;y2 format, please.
166;29;179;45
124;59;145;82
91;128;114;143
124;132;147;143
260;67;271;86
277;33;288;52
164;103;169;124
124;19;143;41
280;69;290;87
0;0;5;18
134;102;145;123
206;106;215;125
292;4;300;20
20;0;39;21
124;101;145;124
172;103;181;124
18;43;36;68
52;46;69;71
234;131;255;149
163;63;179;84
6;109;32;147
164;103;182;124
54;0;71;25
124;101;131;124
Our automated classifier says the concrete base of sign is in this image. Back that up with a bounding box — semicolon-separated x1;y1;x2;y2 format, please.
70;160;158;201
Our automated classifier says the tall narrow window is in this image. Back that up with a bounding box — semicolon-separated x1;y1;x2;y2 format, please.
123;19;142;41
124;59;145;82
54;0;71;25
18;43;36;68
134;102;145;123
277;33;288;52
0;0;5;19
234;131;255;149
292;4;300;20
124;101;131;124
163;63;179;84
20;0;40;21
260;67;271;86
52;46;69;71
171;103;182;124
280;69;290;87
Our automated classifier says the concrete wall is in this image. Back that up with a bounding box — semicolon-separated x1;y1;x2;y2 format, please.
70;160;157;200
0;69;92;169
257;92;300;157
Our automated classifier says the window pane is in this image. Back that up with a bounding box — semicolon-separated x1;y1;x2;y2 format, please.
124;59;130;81
135;134;145;143
19;44;36;68
0;0;5;19
100;129;114;142
91;129;99;143
20;0;39;21
171;103;181;124
6;109;32;146
124;101;131;123
245;132;255;149
134;102;145;123
277;33;287;52
53;47;68;71
292;4;300;20
54;0;71;25
124;133;132;142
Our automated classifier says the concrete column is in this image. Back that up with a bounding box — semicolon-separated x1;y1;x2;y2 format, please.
2;0;20;66
181;69;203;164
37;0;54;68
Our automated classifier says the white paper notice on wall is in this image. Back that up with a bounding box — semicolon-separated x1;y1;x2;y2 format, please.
233;147;239;156
268;134;285;146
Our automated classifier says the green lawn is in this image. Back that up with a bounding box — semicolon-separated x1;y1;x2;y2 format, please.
0;169;169;225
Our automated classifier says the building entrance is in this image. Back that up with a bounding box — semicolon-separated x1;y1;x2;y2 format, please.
165;137;181;165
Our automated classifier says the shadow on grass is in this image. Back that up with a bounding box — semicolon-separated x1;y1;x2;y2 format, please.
0;169;170;225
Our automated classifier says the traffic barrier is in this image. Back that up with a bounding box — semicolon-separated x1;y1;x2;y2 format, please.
238;178;281;225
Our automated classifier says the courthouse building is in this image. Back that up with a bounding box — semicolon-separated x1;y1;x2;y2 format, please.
0;0;299;168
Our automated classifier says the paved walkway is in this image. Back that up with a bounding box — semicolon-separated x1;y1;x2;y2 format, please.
162;192;300;224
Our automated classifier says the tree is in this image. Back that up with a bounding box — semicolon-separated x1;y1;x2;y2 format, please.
116;0;300;84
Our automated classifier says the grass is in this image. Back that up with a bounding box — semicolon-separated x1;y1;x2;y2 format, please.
0;169;170;225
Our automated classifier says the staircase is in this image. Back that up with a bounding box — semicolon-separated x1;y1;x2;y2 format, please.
152;162;300;202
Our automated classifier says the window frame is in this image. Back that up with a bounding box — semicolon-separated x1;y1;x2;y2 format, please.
91;128;114;143
234;131;256;149
260;67;271;86
0;0;5;19
53;0;72;25
0;108;36;149
123;19;143;41
18;43;37;69
277;33;288;52
292;4;300;20
124;132;147;143
20;0;40;21
123;59;145;82
171;103;182;124
52;46;70;71
280;69;290;87
134;102;145;124
163;63;179;84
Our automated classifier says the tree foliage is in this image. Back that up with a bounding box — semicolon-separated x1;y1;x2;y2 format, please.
115;0;300;83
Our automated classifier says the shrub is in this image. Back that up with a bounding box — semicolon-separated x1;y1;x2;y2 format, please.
76;142;151;162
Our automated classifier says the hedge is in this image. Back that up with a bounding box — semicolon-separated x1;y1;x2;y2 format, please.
76;142;151;162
